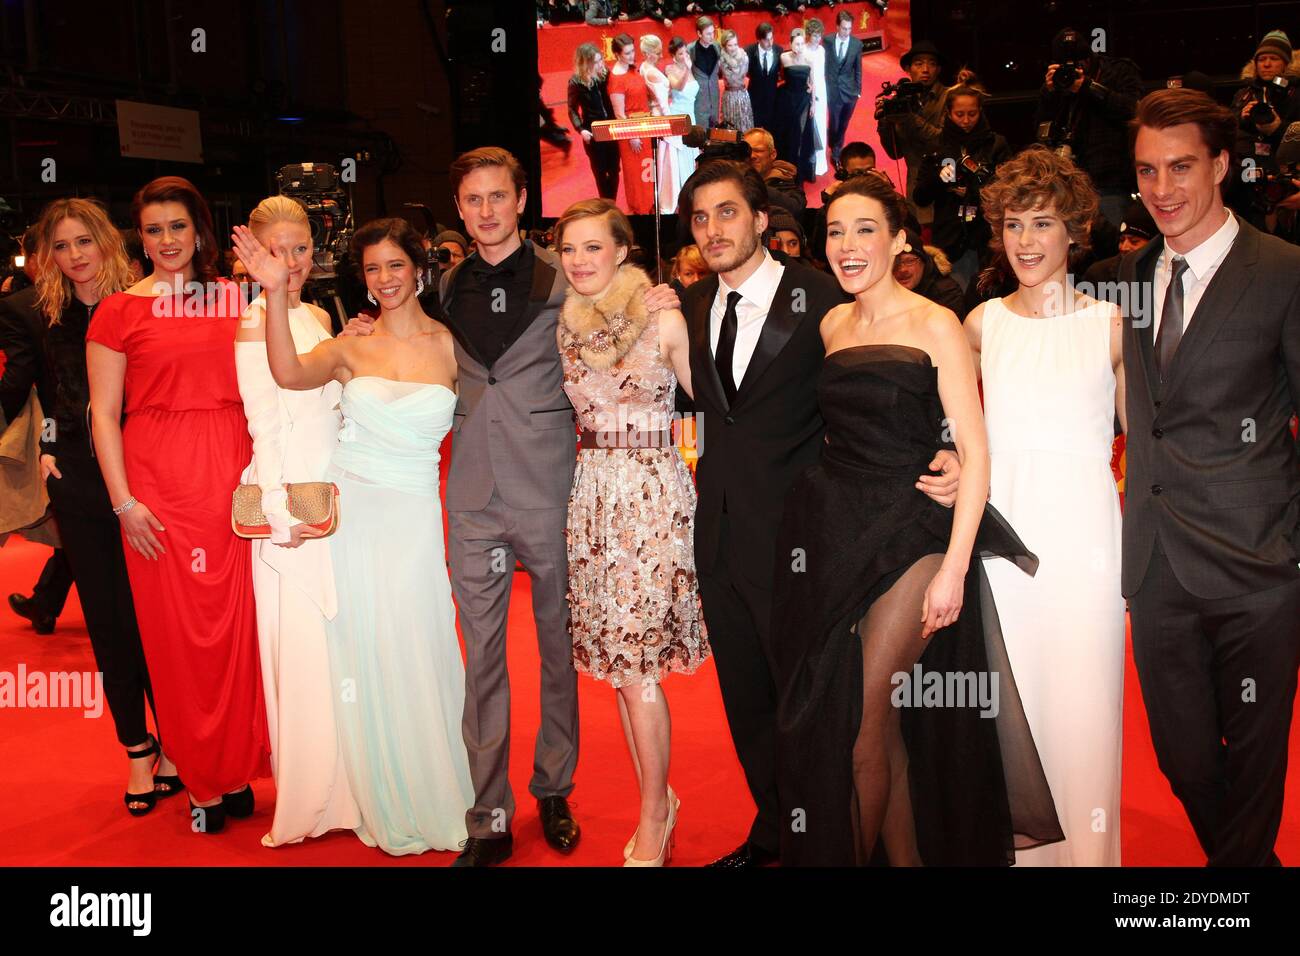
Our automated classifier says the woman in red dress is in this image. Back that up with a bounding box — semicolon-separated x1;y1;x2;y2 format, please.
87;176;270;834
607;33;656;215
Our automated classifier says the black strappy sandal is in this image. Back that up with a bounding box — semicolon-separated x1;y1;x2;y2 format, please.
151;735;185;801
124;736;161;816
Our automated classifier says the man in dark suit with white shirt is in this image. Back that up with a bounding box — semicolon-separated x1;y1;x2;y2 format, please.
677;160;961;866
1120;88;1300;866
823;9;863;166
745;22;783;133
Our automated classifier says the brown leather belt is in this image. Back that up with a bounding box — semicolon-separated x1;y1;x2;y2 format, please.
578;428;675;450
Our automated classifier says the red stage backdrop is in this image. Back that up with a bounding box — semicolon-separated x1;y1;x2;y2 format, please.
538;1;914;218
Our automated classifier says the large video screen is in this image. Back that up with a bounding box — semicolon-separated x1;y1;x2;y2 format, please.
537;2;909;218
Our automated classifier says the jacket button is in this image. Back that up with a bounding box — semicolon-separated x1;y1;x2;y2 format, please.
1150;484;1163;495
725;415;735;425
1152;427;1163;438
1154;400;1162;408
488;376;497;385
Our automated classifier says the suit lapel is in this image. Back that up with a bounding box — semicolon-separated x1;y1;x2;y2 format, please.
1160;217;1256;402
689;276;729;413
497;245;562;361
1126;241;1161;406
733;264;802;408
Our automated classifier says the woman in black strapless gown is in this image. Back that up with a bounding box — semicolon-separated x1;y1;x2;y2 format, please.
771;177;1064;866
773;33;818;182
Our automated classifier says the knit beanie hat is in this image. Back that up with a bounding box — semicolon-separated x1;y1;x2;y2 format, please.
1255;30;1292;63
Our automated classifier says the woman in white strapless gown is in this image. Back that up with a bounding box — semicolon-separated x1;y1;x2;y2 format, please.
325;376;472;854
235;196;361;848
232;217;474;856
968;149;1126;866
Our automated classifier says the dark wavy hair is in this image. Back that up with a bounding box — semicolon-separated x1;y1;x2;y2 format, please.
351;217;428;284
677;159;771;230
824;173;912;235
130;175;220;283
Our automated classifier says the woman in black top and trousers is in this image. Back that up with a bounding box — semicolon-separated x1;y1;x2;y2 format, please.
568;43;621;201
28;197;179;816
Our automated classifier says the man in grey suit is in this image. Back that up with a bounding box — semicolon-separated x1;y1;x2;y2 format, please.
354;147;679;865
687;16;721;130
823;9;863;166
1121;89;1300;866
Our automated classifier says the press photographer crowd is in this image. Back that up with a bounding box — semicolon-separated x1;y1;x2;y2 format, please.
0;1;1298;878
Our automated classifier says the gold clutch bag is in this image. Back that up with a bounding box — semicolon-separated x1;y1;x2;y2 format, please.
231;482;340;539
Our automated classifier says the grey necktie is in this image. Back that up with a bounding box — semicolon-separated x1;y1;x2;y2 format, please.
1155;257;1188;381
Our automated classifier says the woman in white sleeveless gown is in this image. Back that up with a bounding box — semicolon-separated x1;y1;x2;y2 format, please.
233;217;474;856
639;34;677;214
234;196;361;848
807;25;830;177
665;38;700;213
967;148;1126;866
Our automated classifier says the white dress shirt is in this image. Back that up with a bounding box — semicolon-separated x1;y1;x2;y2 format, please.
710;249;786;389
761;47;771;74
836;36;847;61
1152;208;1239;338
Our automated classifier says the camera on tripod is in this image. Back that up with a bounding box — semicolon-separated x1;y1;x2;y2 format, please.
874;79;927;120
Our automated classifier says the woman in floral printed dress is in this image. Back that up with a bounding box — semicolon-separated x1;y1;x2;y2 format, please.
553;198;709;867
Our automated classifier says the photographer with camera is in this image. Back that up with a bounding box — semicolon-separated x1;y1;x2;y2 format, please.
741;127;807;220
875;41;975;221
1227;30;1300;231
1035;27;1141;227
912;85;1012;291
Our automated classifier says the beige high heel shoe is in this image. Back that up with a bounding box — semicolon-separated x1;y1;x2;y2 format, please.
624;785;679;860
624;787;679;867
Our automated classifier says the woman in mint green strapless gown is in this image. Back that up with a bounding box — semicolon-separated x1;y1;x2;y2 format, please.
233;218;474;856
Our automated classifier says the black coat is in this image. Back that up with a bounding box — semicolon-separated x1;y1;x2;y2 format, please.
1035;54;1142;190
684;262;849;587
0;287;50;426
912;115;1012;261
567;74;614;133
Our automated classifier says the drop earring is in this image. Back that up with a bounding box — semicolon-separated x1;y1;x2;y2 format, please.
367;291;377;305
195;237;202;252
416;276;426;296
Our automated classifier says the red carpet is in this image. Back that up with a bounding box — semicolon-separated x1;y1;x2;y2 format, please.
1;533;1296;867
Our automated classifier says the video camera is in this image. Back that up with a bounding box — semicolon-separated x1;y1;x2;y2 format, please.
685;126;752;165
874;78;927;120
276;163;352;285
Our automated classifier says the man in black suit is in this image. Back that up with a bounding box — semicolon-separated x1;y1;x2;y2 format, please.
823;9;863;167
745;22;782;133
1121;88;1300;866
678;160;960;867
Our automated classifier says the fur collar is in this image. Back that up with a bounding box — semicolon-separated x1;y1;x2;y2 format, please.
560;265;653;370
